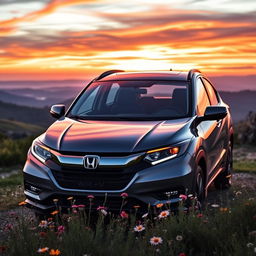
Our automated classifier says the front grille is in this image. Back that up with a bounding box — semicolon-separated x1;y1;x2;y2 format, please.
51;168;135;190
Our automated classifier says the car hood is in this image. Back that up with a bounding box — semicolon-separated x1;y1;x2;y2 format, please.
40;117;193;153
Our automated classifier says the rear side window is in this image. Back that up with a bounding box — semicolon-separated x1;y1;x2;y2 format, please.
202;78;219;105
196;78;210;116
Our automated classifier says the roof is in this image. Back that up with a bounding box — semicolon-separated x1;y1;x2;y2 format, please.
99;71;190;81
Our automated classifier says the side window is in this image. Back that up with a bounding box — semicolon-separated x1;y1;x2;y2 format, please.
196;78;210;116
106;83;120;105
202;78;219;105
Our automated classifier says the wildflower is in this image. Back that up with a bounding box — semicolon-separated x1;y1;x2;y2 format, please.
179;194;187;201
77;204;85;210
67;196;73;201
97;206;107;211
134;225;145;232
72;205;78;208
142;213;148;218
247;243;254;248
220;207;228;212
4;224;13;231
39;220;48;228
49;249;61;255
158;210;170;219
18;201;27;206
87;195;95;199
39;231;47;238
0;246;7;253
197;213;203;218
235;191;242;196
120;211;129;219
120;192;128;198
37;247;49;253
133;205;141;209
57;225;65;235
53;198;59;203
176;235;183;241
211;204;220;208
47;218;53;222
179;253;186;256
150;236;163;246
249;230;256;236
156;203;163;208
51;210;59;216
101;209;108;216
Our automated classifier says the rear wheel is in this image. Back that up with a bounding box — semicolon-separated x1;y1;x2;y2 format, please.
214;141;232;189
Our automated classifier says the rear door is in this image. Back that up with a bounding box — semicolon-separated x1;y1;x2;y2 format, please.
196;77;226;183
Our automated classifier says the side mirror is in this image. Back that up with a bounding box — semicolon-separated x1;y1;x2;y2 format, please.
203;106;227;121
50;104;65;119
195;106;227;126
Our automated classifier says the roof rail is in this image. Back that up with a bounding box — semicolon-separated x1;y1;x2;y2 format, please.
187;69;201;81
95;70;125;80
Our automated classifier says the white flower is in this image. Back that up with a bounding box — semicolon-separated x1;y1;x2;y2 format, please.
37;247;49;253
246;242;254;248
211;204;220;208
158;210;170;219
134;225;145;232
38;220;48;228
176;235;183;241
142;213;148;218
150;236;163;246
101;209;108;216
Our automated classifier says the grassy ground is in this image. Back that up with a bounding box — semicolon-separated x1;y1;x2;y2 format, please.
0;173;24;211
0;192;255;256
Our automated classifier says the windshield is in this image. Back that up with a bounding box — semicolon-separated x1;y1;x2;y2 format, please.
68;80;190;121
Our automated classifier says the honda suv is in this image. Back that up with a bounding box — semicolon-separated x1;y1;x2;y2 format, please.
23;69;233;213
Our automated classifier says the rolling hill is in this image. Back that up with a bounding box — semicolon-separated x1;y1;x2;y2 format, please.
0;101;54;127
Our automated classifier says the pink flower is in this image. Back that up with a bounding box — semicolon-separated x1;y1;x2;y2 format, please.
179;194;187;201
158;210;170;219
57;225;65;235
77;204;85;209
97;206;107;211
150;236;163;246
197;213;203;218
120;192;128;198
71;205;78;208
87;195;95;199
120;211;129;219
179;253;186;256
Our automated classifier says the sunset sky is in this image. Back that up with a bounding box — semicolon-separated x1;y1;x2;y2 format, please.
0;0;256;81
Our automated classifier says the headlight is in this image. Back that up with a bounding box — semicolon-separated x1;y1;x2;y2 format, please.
31;141;52;163
144;146;180;165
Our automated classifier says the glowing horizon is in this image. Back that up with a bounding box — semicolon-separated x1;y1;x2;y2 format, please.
0;0;256;81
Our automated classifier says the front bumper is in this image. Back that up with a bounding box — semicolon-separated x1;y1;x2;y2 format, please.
23;151;194;213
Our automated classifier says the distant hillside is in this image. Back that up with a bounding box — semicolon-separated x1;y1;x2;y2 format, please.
0;119;44;138
0;101;54;127
0;90;63;108
219;90;256;122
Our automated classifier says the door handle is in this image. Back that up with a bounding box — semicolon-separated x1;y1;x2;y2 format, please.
216;119;222;127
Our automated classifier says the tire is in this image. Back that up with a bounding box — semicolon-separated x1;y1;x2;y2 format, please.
194;165;206;202
214;141;232;189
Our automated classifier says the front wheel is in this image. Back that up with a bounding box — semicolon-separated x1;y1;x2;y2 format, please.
214;141;232;189
194;165;206;202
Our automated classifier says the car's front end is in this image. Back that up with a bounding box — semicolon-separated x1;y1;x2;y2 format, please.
23;132;194;213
